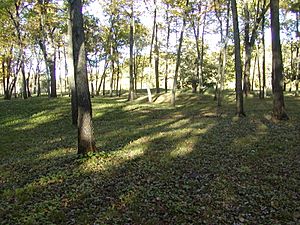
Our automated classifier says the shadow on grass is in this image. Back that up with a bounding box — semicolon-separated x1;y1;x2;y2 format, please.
0;93;299;224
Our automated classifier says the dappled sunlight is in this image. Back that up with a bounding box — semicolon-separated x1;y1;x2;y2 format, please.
231;134;259;151
170;136;198;158
38;147;75;161
12;110;61;131
1;94;300;224
79;137;150;174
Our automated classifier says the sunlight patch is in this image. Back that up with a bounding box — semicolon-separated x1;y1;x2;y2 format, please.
169;137;197;158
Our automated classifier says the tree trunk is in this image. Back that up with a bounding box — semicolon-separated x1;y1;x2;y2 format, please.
199;9;207;94
251;52;257;92
171;0;189;107
243;2;251;96
49;51;57;98
270;0;288;120
96;59;108;96
70;0;96;154
116;60;120;97
262;2;266;98
295;12;299;96
165;4;170;93
68;4;78;125
21;60;28;99
155;23;160;94
258;51;262;98
231;0;245;117
146;83;152;103
128;1;135;101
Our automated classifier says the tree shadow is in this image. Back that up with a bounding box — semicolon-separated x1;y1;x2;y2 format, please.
0;94;299;224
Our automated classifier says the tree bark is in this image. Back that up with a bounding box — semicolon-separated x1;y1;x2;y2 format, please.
270;0;288;120
231;0;245;116
70;0;96;154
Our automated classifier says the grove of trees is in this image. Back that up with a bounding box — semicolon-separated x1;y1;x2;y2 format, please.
0;0;299;154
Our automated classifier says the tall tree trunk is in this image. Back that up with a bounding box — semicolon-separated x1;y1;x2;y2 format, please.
21;60;28;99
258;51;262;98
116;60;120;97
68;4;78;125
109;42;114;97
231;0;245;116
128;0;135;101
295;12;299;96
155;23;160;94
49;48;57;98
199;9;207;93
165;3;170;93
243;2;251;96
270;0;288;120
110;59;114;97
243;1;269;97
171;0;189;107
215;0;230;106
103;74;106;96
70;0;96;154
96;58;108;96
251;52;257;92
262;2;266;98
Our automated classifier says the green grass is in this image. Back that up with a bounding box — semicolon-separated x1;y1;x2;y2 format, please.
0;91;299;224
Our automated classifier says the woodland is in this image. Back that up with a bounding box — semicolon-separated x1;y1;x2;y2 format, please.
0;0;299;224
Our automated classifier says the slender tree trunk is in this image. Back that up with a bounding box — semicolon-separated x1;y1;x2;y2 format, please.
262;3;266;98
21;60;28;99
165;4;170;93
63;44;68;94
134;52;137;92
258;52;262;98
146;83;152;103
116;60;120;97
270;0;288;120
243;2;251;96
103;75;106;96
295;12;299;96
251;52;257;92
128;1;135;101
110;42;114;97
49;49;57;98
96;59;108;96
171;0;189;107
155;23;160;94
199;10;207;93
231;0;245;117
110;59;114;97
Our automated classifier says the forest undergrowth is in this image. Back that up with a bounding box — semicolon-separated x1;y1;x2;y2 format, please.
0;91;299;224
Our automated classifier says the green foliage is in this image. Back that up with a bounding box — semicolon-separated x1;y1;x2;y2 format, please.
0;93;300;224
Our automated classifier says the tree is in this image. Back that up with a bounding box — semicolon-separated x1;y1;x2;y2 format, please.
270;0;288;120
190;1;207;94
242;0;269;96
171;0;189;107
69;0;96;154
231;0;245;116
128;0;135;101
67;2;77;125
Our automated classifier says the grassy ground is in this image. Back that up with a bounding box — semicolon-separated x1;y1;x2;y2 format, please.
0;91;299;225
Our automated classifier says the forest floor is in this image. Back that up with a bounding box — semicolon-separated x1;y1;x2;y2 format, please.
0;90;299;225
